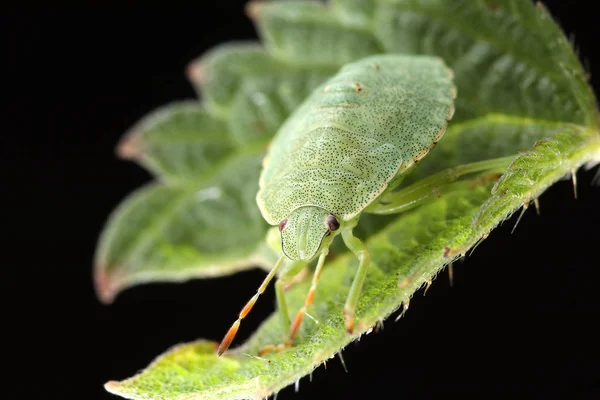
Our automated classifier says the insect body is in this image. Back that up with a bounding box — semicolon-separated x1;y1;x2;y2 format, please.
218;54;457;355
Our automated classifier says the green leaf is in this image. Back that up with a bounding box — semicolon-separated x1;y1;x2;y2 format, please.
95;99;277;303
331;0;377;28
100;0;600;398
94;149;275;304
116;101;234;182
251;1;384;67
187;42;285;118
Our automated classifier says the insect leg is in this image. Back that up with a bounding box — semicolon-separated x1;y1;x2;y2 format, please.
288;249;329;343
283;266;310;291
367;156;514;215
257;278;294;357
217;254;286;356
257;260;308;356
341;222;370;334
276;278;291;338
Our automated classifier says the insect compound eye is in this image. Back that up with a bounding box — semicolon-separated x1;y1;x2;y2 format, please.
326;215;340;231
278;218;288;232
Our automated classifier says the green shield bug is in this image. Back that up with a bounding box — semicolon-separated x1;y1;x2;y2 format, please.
218;54;506;355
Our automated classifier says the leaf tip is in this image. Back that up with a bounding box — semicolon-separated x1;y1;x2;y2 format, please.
104;380;126;397
185;58;206;86
104;380;119;391
94;263;120;304
245;1;263;21
116;131;143;160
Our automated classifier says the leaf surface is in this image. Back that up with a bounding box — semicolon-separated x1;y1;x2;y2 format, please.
94;148;274;303
116;101;234;182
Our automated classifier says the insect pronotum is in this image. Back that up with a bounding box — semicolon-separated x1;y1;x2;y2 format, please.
217;54;509;355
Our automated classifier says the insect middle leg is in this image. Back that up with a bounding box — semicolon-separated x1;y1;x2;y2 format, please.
340;216;370;334
256;278;293;356
367;156;514;215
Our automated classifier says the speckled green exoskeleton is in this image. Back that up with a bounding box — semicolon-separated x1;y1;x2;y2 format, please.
218;54;505;355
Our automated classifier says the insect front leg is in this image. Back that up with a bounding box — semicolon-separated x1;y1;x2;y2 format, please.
366;156;514;215
341;217;370;334
217;255;286;356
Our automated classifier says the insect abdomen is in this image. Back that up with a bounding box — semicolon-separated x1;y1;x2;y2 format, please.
257;54;456;224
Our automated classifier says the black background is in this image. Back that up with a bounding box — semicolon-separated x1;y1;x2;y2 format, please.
5;1;600;399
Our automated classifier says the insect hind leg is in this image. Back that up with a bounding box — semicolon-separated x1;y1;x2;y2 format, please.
367;156;514;215
341;219;370;334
